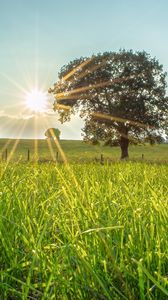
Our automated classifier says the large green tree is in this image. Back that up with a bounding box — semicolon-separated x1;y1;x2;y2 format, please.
49;50;168;158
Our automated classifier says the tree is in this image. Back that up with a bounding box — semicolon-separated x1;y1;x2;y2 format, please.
45;128;61;140
49;50;168;158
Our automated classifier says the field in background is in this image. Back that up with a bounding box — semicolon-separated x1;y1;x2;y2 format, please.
0;162;168;299
0;139;168;162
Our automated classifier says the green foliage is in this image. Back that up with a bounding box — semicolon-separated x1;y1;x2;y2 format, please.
0;162;168;299
45;128;61;140
145;134;165;145
49;50;168;158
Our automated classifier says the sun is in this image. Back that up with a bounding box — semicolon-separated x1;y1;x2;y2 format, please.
25;89;48;112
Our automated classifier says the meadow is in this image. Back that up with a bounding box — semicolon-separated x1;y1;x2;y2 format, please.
0;139;168;163
0;139;168;299
0;159;168;299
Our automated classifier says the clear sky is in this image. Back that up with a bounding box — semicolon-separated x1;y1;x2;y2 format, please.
0;0;168;139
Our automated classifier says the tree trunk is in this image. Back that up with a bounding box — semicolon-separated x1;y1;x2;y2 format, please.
120;135;129;159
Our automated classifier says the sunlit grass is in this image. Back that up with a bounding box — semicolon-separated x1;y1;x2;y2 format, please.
0;162;168;299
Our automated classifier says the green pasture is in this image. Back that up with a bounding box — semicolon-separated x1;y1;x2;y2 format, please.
0;161;168;299
0;139;167;162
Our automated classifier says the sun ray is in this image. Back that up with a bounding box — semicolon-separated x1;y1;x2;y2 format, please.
52;66;162;139
92;112;153;129
0;102;30;113
12;56;35;91
52;136;67;164
46;136;56;161
0;107;30;133
33;115;39;161
54;103;71;111
0;107;31;162
42;117;60;162
119;132;142;144
34;14;40;90
62;57;94;81
56;76;132;100
7;120;28;162
0;117;19;134
61;54;141;88
1;139;13;160
52;136;82;191
0;119;28;179
0;90;26;100
41;65;61;92
42;116;83;191
9;119;28;158
54;88;139;106
0;72;28;94
76;57;110;81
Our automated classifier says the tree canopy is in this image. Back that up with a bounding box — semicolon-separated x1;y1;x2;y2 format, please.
45;128;61;140
49;50;168;158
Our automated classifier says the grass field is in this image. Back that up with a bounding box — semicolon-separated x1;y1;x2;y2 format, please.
0;139;168;163
0;161;168;299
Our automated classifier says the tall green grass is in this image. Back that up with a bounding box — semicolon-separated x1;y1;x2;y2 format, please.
0;162;168;299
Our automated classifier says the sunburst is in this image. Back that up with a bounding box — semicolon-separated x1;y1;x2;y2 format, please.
25;89;48;112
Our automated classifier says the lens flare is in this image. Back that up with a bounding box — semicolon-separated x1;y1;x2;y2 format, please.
25;89;48;112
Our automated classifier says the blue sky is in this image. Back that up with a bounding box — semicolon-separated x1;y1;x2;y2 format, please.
0;0;168;139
